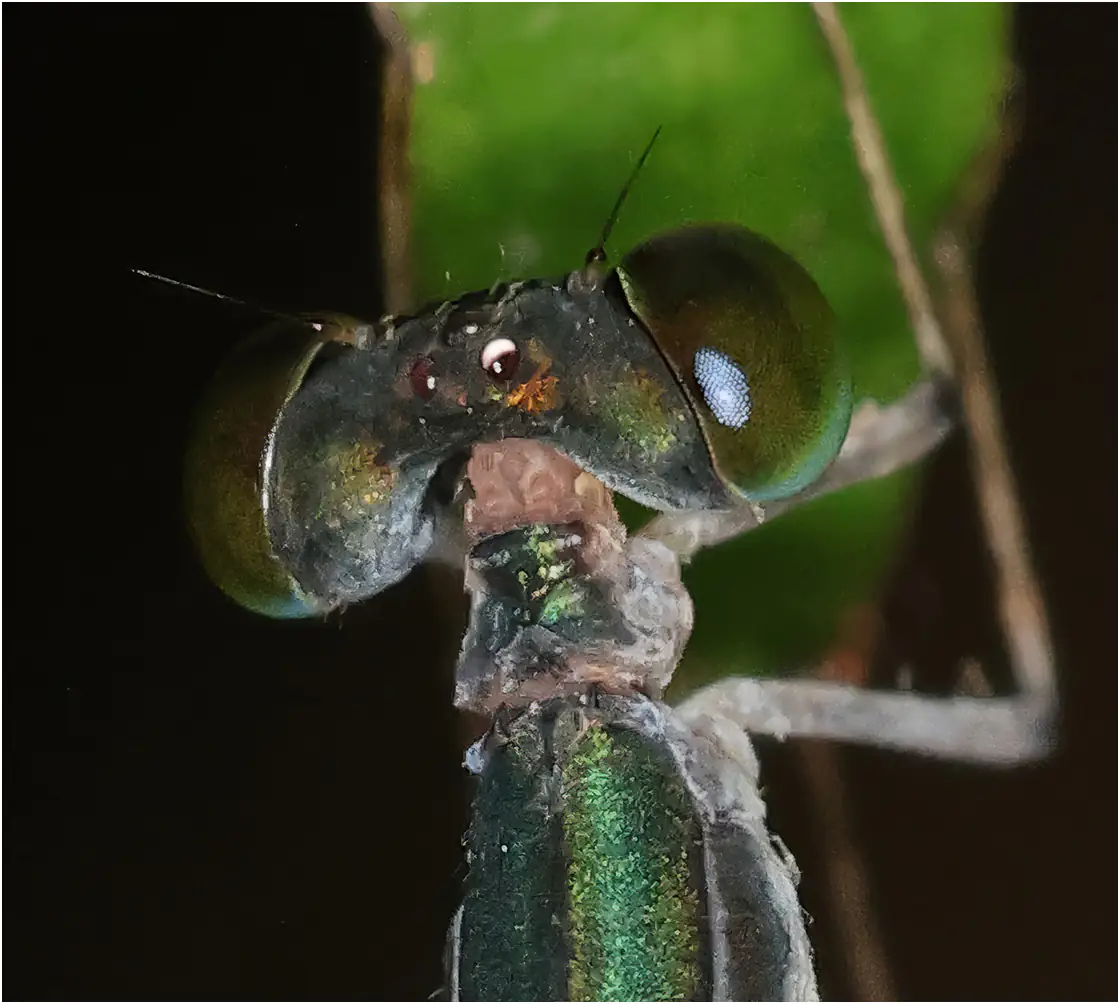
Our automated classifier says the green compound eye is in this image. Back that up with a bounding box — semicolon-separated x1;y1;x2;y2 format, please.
617;224;852;502
183;315;360;618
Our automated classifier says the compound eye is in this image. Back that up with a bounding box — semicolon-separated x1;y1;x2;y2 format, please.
410;356;438;400
616;223;852;501
184;317;349;618
479;337;521;383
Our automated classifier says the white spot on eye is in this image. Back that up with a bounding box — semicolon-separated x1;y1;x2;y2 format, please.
694;347;751;429
311;322;323;331
463;323;479;335
480;337;518;373
501;844;509;853
426;375;436;391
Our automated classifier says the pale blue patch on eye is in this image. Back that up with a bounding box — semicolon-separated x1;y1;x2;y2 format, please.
693;347;751;429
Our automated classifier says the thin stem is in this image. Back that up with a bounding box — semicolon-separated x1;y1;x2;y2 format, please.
795;743;897;1001
811;2;954;380
932;232;1057;703
370;3;415;315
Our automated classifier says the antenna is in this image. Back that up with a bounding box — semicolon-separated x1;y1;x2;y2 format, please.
130;268;319;327
586;125;662;266
130;268;264;309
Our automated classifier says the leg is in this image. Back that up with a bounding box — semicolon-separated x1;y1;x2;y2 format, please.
677;676;1052;765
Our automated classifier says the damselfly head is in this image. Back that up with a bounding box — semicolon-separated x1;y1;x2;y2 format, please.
174;195;852;618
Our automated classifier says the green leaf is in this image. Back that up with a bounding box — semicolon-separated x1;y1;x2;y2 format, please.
396;3;1008;690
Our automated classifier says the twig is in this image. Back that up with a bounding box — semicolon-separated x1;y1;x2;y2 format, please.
794;743;897;1001
811;2;954;380
369;3;414;315
932;230;1056;702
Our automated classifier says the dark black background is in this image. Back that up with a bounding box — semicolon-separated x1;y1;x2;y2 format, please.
6;6;1115;1000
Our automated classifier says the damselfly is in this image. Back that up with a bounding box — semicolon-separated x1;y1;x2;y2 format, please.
173;10;1057;998
17;5;1110;1000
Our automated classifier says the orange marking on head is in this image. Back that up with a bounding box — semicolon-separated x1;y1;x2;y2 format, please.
506;362;560;413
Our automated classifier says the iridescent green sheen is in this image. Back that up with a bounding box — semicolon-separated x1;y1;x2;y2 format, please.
618;223;852;501
563;723;702;1002
600;369;685;465
538;578;590;627
456;702;710;1001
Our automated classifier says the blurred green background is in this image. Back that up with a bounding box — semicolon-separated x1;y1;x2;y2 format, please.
396;3;1008;691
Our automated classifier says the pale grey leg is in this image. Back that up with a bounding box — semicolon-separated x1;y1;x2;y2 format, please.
677;678;1053;765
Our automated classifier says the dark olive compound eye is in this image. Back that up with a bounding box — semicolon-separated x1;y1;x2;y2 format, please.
183;316;352;619
479;337;521;384
616;223;852;502
410;356;439;400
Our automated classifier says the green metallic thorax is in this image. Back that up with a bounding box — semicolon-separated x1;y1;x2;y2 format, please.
563;718;704;1001
457;698;709;1002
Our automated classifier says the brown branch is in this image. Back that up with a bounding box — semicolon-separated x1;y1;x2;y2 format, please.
932;231;1057;703
369;3;414;315
795;743;898;1001
811;2;954;380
